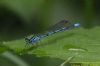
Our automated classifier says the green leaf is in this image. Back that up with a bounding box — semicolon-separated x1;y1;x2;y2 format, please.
0;42;8;53
3;27;100;62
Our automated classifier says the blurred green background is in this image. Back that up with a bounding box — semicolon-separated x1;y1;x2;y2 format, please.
0;0;100;66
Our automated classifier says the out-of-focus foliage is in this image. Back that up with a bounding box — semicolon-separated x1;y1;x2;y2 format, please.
0;0;45;22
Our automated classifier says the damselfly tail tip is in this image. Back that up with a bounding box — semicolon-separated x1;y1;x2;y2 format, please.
74;23;80;27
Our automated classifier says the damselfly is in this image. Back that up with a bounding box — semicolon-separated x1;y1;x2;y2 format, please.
25;20;80;44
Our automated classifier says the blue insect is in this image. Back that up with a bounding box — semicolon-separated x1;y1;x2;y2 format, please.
25;20;80;44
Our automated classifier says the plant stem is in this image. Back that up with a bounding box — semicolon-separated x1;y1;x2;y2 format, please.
2;51;30;66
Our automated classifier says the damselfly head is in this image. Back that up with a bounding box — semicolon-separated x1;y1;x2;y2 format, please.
25;38;32;44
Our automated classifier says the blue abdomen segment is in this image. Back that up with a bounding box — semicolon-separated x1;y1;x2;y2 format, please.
46;31;54;36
